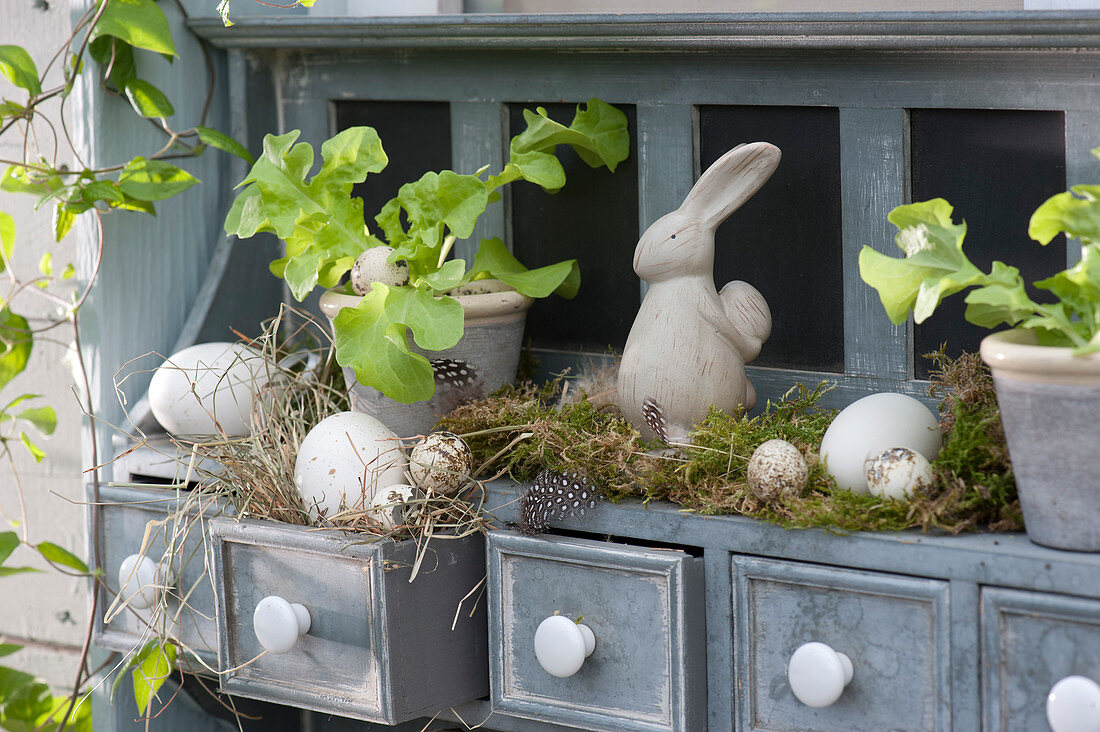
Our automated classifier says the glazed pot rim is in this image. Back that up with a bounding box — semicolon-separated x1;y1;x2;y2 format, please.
318;279;534;324
979;328;1100;383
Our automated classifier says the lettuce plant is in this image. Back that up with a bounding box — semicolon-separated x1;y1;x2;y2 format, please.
859;155;1100;354
226;99;629;402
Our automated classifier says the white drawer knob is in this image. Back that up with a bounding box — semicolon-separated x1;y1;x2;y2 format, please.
253;596;311;655
534;615;596;678
788;641;854;708
1047;675;1100;732
118;554;162;610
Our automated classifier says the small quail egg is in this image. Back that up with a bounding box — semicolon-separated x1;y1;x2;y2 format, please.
368;484;422;531
747;439;808;503
409;431;474;496
865;447;934;500
350;246;409;295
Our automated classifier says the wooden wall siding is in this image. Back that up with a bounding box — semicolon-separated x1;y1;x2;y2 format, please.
509;103;640;353
699;105;844;373
909;109;1067;378
188;14;1100;409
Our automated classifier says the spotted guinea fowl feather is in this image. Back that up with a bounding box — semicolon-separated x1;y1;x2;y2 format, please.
516;469;600;536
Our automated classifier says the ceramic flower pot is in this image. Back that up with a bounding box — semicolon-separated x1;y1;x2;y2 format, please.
319;280;533;438
980;329;1100;551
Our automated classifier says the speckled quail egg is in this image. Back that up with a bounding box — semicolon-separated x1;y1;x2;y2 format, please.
747;439;808;503
865;447;934;500
368;484;422;531
819;392;941;494
409;431;474;496
350;246;409;295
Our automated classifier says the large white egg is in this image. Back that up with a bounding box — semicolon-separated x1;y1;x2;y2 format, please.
294;412;408;521
149;342;278;437
819;393;941;494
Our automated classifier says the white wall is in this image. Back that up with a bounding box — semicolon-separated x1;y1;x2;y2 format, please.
0;0;87;691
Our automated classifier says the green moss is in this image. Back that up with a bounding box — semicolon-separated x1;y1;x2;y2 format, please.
441;356;1021;535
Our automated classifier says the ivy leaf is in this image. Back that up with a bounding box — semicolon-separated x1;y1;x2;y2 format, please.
0;567;39;577
122;78;174;119
0;211;14;274
0;307;31;391
93;0;177;58
80;180;125;206
132;641;176;716
0;667;35;705
19;433;45;463
332;284;464;403
0;46;41;96
88;36;136;90
471;237;579;298
3;679;53;722
0;645;19;659
36;542;87;573
1029;185;1100;245
16;405;55;435
195;126;254;165
216;0;233;27
117;158;198;201
0;533;18;565
53;203;75;242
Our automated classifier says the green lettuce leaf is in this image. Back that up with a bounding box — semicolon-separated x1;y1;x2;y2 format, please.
226;128;387;301
471;237;579;298
332;284;464;403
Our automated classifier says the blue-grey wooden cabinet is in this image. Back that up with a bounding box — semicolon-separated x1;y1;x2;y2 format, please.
91;10;1100;731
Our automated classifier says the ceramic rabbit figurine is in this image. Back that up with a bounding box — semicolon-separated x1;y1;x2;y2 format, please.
617;142;780;444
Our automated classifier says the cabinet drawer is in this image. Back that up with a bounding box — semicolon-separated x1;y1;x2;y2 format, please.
982;587;1100;732
208;518;487;725
89;483;224;669
487;531;705;732
732;556;951;731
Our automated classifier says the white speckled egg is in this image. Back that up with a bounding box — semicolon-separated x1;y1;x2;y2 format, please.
819;393;941;494
865;447;934;500
350;246;409;295
367;484;422;531
409;431;473;496
148;342;278;437
294;412;407;521
747;439;808;503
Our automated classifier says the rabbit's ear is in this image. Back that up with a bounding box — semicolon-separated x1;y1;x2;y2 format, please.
680;142;780;231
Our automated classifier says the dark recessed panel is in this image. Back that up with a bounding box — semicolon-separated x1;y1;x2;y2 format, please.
910;109;1065;378
699;106;844;372
333;101;452;231
509;102;639;353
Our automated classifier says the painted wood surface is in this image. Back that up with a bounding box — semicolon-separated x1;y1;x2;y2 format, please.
88;483;228;671
982;588;1100;732
208;518;487;724
487;531;705;732
732;556;951;730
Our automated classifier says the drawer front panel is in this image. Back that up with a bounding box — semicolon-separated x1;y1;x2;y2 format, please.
91;484;221;667
210;520;386;720
733;556;951;731
488;531;705;732
982;587;1100;732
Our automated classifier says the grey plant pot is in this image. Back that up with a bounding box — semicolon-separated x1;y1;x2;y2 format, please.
320;280;533;438
980;329;1100;552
